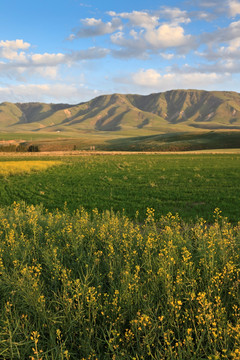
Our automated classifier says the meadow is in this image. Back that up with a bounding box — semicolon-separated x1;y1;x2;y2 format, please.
1;130;240;153
0;153;239;359
0;154;239;222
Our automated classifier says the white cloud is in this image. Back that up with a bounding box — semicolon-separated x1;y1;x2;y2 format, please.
118;68;229;92
110;21;194;59
109;9;192;51
228;37;240;51
227;20;240;38
229;0;240;16
199;20;240;66
203;39;240;61
109;8;190;27
111;11;159;29
0;50;66;80
69;17;122;38
0;48;26;61
132;69;162;86
200;20;240;63
169;56;240;76
83;18;102;26
33;67;59;79
110;31;150;59
145;24;191;48
31;53;65;65
69;8;194;58
0;39;30;50
0;83;101;103
0;39;30;61
160;53;175;60
0;38;109;81
29;48;108;66
158;7;191;25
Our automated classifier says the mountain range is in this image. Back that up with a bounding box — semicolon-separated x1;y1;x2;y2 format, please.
1;89;240;134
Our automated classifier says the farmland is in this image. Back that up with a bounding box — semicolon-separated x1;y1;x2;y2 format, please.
0;153;239;222
0;203;239;359
0;153;239;359
0;160;61;176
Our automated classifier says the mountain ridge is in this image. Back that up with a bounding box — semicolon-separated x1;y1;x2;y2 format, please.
1;89;240;133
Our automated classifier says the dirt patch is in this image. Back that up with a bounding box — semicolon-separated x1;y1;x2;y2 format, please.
64;109;71;117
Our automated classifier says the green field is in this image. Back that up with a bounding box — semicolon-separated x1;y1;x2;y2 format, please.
0;153;239;359
105;131;240;152
0;153;239;222
1;130;240;153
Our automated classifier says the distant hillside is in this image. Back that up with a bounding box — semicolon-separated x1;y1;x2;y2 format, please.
1;90;240;134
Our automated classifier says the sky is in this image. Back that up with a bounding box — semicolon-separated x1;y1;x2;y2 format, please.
1;0;240;103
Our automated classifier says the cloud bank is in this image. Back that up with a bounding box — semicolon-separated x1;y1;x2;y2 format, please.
0;0;240;103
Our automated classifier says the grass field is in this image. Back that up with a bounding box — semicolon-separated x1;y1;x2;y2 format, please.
0;153;239;222
106;131;240;152
0;153;239;359
0;130;240;153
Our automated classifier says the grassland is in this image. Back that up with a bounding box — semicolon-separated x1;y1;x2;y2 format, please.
1;130;239;153
0;154;239;222
105;131;240;152
0;132;69;141
0;153;239;359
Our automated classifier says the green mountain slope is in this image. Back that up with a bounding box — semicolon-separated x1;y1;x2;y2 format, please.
1;90;240;134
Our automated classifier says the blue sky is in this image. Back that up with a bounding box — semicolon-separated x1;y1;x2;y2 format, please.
1;0;240;103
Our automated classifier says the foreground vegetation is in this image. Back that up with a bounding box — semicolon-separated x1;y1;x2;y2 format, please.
0;154;239;222
0;154;239;358
0;203;239;359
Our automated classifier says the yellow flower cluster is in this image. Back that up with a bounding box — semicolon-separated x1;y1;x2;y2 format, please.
0;203;239;359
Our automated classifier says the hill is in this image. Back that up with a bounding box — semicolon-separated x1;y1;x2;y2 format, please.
0;89;240;133
0;89;240;151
